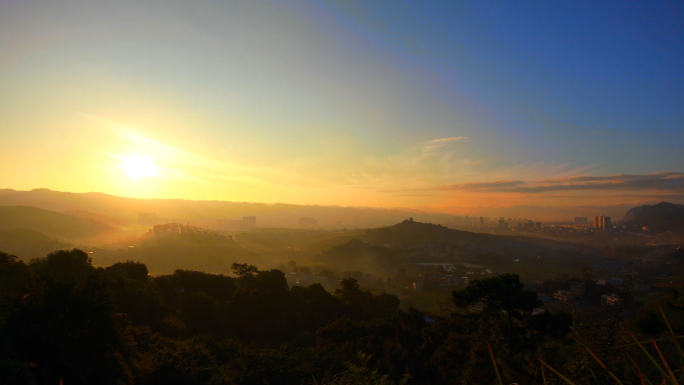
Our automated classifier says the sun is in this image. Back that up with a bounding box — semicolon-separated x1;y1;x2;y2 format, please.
119;154;160;178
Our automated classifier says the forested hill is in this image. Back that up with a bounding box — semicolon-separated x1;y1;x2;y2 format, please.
0;206;119;242
0;228;72;260
362;219;576;249
621;202;684;232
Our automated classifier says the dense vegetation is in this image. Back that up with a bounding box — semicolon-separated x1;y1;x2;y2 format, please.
1;249;683;384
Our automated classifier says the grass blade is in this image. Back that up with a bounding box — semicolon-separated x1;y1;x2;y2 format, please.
587;365;598;381
608;336;684;350
486;339;503;385
631;335;677;385
575;339;626;385
575;340;607;370
658;303;684;370
629;356;653;385
652;338;678;384
538;358;577;385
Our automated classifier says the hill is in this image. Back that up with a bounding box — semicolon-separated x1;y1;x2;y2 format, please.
0;188;452;229
91;226;260;275
360;219;575;250
0;228;72;260
64;210;128;226
621;202;684;232
0;206;120;242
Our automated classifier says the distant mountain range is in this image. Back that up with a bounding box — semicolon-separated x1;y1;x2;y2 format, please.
0;188;640;229
621;202;684;232
0;188;451;229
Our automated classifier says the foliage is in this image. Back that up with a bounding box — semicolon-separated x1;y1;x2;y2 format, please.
318;353;409;385
1;250;133;384
1;248;683;385
105;260;149;282
452;273;542;317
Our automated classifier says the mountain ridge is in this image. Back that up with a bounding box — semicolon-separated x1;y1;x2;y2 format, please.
621;202;684;232
0;205;119;242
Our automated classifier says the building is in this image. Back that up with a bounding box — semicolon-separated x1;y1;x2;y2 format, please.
242;216;256;228
601;294;622;308
594;215;612;229
575;217;588;224
554;290;574;302
299;217;318;228
220;216;257;230
498;217;506;229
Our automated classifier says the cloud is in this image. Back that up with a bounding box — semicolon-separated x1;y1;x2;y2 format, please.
422;137;467;150
441;172;684;193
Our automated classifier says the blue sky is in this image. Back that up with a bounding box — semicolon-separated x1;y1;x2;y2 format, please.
307;1;684;168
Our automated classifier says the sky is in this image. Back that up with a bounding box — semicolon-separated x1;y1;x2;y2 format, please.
1;0;683;215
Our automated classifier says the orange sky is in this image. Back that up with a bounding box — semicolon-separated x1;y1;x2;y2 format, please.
1;1;682;215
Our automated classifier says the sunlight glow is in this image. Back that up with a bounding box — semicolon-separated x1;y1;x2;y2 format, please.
119;154;160;178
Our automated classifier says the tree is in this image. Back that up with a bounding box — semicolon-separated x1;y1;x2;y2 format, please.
29;249;93;283
2;273;132;384
335;278;399;320
336;278;371;306
231;263;258;278
105;260;149;281
0;251;18;267
0;252;31;293
452;274;541;318
229;267;292;342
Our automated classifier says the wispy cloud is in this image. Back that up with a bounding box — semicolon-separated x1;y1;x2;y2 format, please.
485;162;601;181
441;172;684;193
422;137;467;150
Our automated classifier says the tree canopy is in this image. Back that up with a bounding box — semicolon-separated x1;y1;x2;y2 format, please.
452;273;542;317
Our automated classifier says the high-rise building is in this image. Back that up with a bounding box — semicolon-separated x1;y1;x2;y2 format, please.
594;215;611;229
242;216;256;228
299;217;318;228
